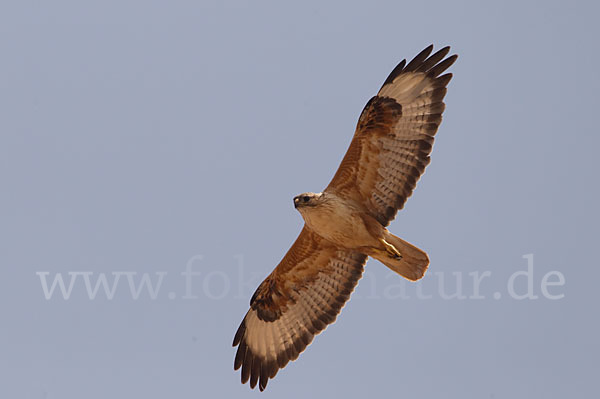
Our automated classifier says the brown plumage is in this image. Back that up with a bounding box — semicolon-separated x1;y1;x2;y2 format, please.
233;45;457;391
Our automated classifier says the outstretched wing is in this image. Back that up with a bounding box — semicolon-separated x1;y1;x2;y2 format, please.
326;45;457;226
232;227;366;391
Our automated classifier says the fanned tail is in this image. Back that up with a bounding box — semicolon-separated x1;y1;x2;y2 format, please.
369;233;429;281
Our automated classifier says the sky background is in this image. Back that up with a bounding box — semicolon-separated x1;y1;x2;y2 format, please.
1;1;599;398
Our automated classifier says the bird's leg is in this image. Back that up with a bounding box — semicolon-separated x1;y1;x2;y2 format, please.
379;238;403;260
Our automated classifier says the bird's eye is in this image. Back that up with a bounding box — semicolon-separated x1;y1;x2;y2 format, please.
303;196;310;202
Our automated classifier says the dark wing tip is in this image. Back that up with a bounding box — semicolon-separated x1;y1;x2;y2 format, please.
241;349;252;384
380;45;457;90
435;73;453;88
250;358;260;389
417;46;451;73
428;53;458;78
404;44;435;72
381;59;406;88
259;360;276;391
232;317;246;346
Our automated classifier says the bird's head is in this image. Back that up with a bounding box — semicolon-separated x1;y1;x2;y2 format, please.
293;192;324;211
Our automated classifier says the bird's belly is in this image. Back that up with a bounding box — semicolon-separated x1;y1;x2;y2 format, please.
303;206;374;249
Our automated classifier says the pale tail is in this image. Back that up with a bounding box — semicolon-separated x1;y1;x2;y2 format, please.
370;233;429;281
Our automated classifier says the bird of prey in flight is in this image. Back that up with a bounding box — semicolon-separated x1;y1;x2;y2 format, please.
233;45;457;391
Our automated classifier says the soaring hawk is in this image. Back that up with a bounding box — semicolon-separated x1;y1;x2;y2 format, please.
233;45;457;391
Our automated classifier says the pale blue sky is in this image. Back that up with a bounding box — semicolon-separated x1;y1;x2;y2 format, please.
1;1;598;398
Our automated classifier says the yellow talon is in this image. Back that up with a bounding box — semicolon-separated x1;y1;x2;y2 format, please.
379;238;402;259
